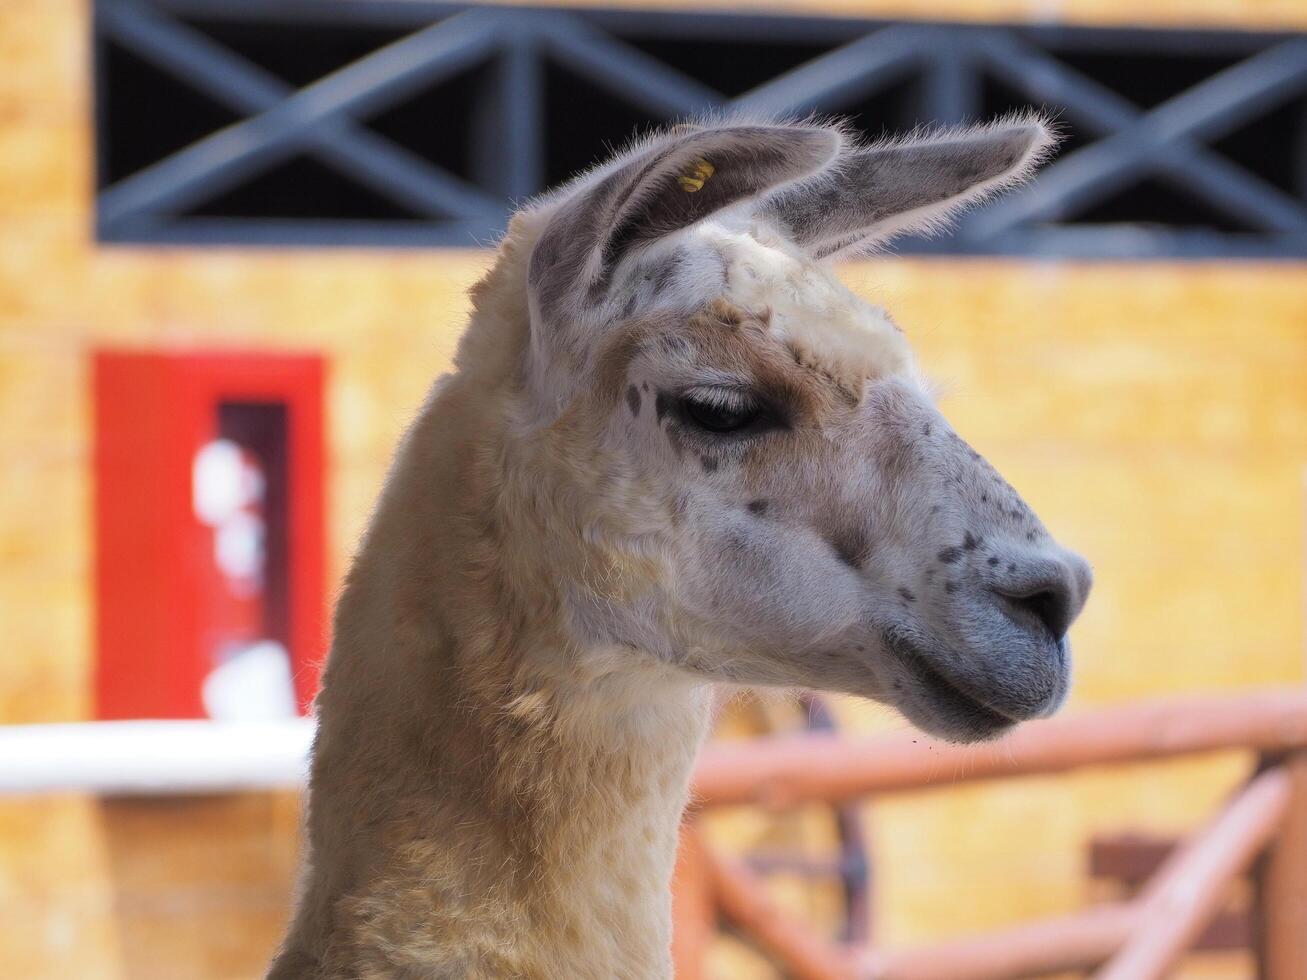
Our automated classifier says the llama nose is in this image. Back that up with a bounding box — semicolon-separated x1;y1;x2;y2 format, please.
991;554;1091;643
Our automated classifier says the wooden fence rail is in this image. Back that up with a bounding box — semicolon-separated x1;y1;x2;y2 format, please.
691;690;1307;807
0;690;1301;976
1094;765;1291;980
677;689;1307;979
858;904;1138;980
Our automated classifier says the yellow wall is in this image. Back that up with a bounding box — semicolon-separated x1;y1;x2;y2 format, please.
1;0;1304;977
519;0;1307;29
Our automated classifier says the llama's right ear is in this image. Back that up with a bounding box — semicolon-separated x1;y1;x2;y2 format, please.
762;116;1056;259
527;124;841;328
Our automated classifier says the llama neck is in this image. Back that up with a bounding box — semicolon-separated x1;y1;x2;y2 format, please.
302;392;715;976
470;665;714;976
317;634;714;976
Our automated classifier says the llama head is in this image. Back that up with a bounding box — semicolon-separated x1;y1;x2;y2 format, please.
516;117;1091;742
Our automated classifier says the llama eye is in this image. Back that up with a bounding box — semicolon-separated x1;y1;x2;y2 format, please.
681;397;762;434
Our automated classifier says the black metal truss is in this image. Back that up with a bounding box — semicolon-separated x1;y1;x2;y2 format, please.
94;0;1307;257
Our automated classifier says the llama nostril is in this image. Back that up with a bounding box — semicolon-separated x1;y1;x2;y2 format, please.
997;582;1073;642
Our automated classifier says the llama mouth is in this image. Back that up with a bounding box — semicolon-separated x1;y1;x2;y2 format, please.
883;632;1014;740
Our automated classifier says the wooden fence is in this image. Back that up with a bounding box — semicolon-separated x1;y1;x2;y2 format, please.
674;690;1307;980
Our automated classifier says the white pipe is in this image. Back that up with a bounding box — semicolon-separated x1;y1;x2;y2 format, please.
0;719;315;796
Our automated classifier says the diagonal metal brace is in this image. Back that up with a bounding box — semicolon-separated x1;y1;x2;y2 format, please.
533;11;725;119
98;5;508;230
730;25;930;118
98;0;505;221
969;33;1307;236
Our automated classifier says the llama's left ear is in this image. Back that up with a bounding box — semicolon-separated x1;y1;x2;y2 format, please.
528;123;842;326
763;115;1057;259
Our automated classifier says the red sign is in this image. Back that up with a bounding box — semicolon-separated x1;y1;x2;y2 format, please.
93;351;326;719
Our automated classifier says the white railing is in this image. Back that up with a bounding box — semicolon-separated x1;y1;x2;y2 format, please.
0;718;314;795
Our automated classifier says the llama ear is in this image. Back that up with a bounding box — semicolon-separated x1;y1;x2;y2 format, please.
528;123;842;322
764;115;1057;259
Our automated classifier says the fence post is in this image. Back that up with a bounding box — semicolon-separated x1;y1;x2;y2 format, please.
671;823;713;980
1253;750;1307;979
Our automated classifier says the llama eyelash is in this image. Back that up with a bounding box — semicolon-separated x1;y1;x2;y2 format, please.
679;385;758;413
671;386;790;444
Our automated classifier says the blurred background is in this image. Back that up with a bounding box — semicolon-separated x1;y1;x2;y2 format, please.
3;0;1307;977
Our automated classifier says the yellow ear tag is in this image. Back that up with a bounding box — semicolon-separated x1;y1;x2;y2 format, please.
676;159;715;193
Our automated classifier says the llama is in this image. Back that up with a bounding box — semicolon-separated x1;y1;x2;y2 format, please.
269;116;1092;979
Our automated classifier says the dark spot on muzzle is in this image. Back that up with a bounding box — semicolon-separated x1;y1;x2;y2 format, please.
830;529;871;570
654;391;671;421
